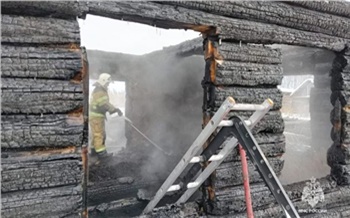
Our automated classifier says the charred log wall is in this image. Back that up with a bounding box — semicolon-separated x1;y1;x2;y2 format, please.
212;42;285;214
1;8;85;218
329;47;350;186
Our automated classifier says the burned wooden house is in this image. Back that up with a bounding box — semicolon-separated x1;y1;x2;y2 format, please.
1;1;350;218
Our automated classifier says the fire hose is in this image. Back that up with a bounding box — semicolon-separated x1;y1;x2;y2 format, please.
112;114;173;156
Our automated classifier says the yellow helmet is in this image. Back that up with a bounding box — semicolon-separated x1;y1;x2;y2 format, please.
97;73;112;86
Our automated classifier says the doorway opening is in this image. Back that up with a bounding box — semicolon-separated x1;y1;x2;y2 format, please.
79;14;204;217
278;45;335;184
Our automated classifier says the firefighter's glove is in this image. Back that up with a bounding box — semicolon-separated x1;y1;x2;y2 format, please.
111;108;123;116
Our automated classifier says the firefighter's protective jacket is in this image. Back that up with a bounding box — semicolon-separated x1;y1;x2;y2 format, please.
89;82;117;118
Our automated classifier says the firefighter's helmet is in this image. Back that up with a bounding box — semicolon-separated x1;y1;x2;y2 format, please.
97;73;112;87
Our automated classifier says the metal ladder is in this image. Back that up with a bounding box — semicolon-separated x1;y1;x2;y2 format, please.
142;97;300;218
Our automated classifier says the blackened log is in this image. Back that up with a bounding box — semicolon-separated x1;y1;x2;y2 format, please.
254;132;286;145
331;90;350;107
215;182;276;215
1;1;84;19
227;110;284;134
1;152;81;192
1;45;82;79
346;45;350;56
88;198;146;218
215;87;282;110
1;185;81;218
1;114;83;148
81;1;348;51
216;157;284;189
1;78;83;92
220;42;281;64
215;176;350;216
219;24;346;52
88;178;158;204
224;133;286;163
331;55;350;76
166;1;350;39
1;78;83;114
331;54;350;93
140;202;200;218
224;132;286;162
1;14;80;45
342;110;350;144
287;1;350;19
216;62;282;86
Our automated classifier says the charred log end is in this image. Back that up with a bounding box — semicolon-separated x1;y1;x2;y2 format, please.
70;47;86;84
67;107;84;126
327;142;350;186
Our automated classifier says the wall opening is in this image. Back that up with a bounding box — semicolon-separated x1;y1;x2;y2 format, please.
79;14;205;216
278;45;335;184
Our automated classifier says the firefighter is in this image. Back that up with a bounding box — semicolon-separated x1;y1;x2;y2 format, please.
89;73;123;160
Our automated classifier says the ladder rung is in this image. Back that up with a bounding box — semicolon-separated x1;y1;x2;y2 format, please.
167;184;181;192
219;120;252;127
208;154;224;161
232;103;266;111
187;182;200;189
190;154;226;163
189;156;204;163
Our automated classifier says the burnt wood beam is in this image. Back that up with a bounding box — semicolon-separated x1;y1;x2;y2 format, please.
1;78;83;114
1;1;84;19
1;185;82;218
216;62;282;86
220;42;281;64
1;45;82;79
164;1;350;39
287;1;350;19
1;152;81;192
1;2;348;51
215;87;283;110
224;133;286;162
1;14;80;45
215;177;350;215
1;114;84;149
225;111;284;134
80;1;348;52
216;157;284;189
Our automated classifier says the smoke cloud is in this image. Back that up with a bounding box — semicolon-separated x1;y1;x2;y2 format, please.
87;39;205;182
